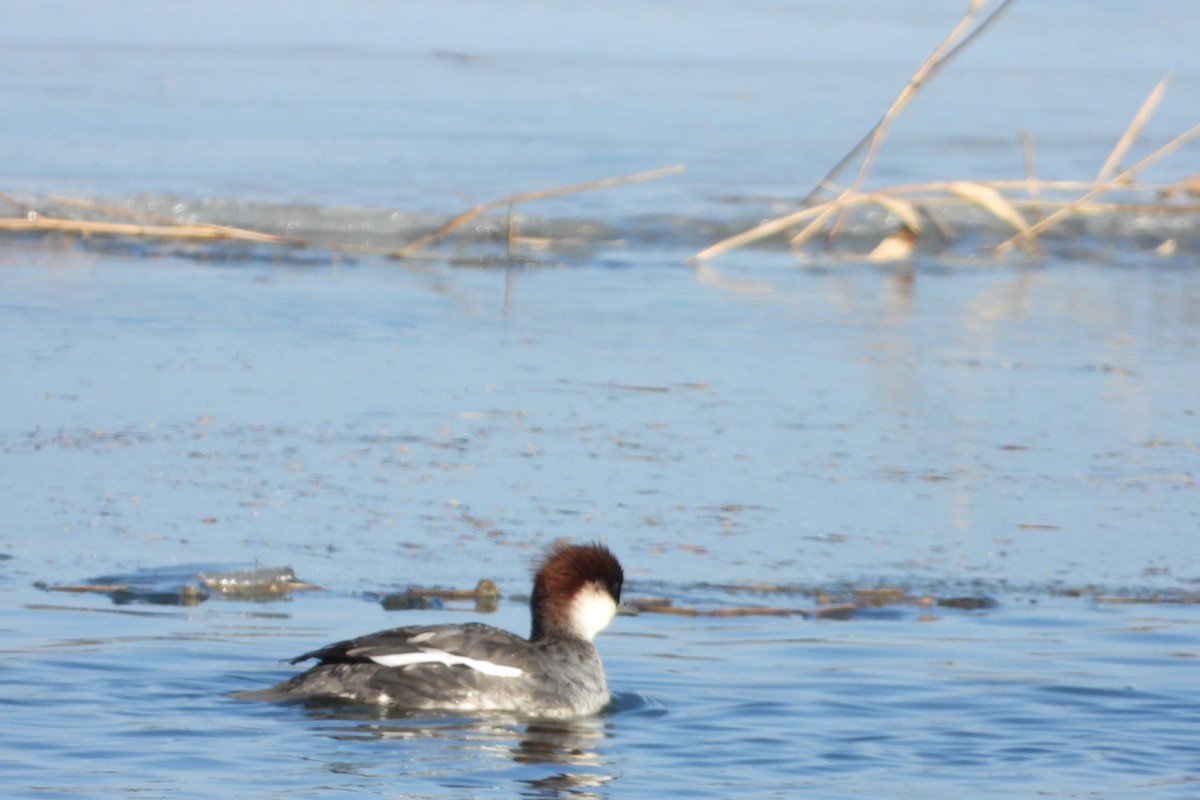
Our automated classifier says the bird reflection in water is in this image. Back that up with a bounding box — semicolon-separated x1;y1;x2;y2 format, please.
297;703;619;796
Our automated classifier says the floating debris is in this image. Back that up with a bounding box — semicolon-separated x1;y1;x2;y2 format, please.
812;604;858;621
850;587;910;607
936;596;1000;611
197;567;322;598
706;605;809;619
628;599;698;617
377;592;445;612
1053;585;1200;604
1093;593;1200;605
36;565;320;606
627;596;857;620
374;579;501;613
627;582;1000;621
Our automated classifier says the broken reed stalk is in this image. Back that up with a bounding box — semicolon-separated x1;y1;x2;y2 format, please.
691;0;1017;263
392;164;684;259
1096;76;1168;183
691;171;1198;266
815;0;1016;209
804;0;1017;206
862;178;1200;216
506;205;517;258
826;0;995;240
694;55;1195;264
996;117;1200;253
3;192;296;246
1019;130;1043;223
50;194;309;244
2;164;683;259
0;216;287;242
690;193;854;262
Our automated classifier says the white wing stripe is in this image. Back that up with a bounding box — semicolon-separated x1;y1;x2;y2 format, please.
369;648;524;677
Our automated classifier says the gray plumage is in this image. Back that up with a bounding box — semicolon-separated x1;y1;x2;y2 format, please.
232;622;609;716
231;543;624;717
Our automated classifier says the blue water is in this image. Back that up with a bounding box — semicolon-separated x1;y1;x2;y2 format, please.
5;0;1199;210
3;250;1198;798
3;0;1200;797
4;586;1200;798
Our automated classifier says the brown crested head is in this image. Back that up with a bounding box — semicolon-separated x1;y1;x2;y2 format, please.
529;541;624;641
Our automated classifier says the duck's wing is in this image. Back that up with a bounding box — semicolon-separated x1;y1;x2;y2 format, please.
291;622;537;677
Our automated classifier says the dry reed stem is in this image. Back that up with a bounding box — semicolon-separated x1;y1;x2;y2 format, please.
866;193;923;233
44;584;132;594
693;180;1198;265
0;209;428;260
48;194;296;243
1019;130;1043;223
3;165;682;260
506;205;517;258
884;177;1185;194
0;217;286;242
829;0;988;240
693;173;1199;265
693;0;1017;262
996;118;1200;253
789;199;851;249
691;2;1200;265
802;0;1017;209
793;192;923;261
393;164;683;258
929;196;1200;215
1096;76;1169;183
33;196;446;260
692;190;880;262
946;181;1031;237
750;178;1200;207
5;193;293;245
691;203;829;262
865;228;917;262
691;167;1195;262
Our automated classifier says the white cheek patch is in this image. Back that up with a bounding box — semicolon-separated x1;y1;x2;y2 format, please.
571;584;618;642
369;648;524;678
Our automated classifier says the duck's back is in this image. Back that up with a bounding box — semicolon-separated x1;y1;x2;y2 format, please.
231;622;607;716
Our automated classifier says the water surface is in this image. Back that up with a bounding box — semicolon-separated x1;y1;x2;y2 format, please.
2;1;1200;797
3;249;1198;799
